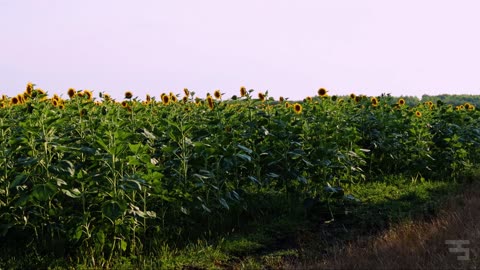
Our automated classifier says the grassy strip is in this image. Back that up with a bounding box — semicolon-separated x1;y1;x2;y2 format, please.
295;179;480;269
0;174;475;269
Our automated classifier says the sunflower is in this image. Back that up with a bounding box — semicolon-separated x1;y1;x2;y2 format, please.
293;103;302;114
207;95;214;110
285;102;290;108
318;88;328;97
355;96;361;103
26;82;33;95
371;97;378;107
103;94;111;102
77;92;84;98
214;89;222;100
258;92;265;102
125;91;133;99
146;94;151;103
306;96;312;102
59;104;65;110
11;97;19;105
162;94;170;105
183;88;190;97
415;111;422;117
84;90;93;101
182;96;188;103
279;96;284;102
464;103;472;110
15;94;23;104
37;89;46;95
469;105;475;111
67;88;76;98
350;93;356;99
121;101;128;108
52;99;59;107
398;98;406;106
170;94;177;103
240;86;247;97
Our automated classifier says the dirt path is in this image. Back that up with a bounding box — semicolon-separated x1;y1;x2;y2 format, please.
292;181;480;269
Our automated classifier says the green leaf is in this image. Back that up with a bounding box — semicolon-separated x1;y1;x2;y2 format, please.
219;198;230;210
10;174;27;189
17;157;38;166
237;144;253;154
180;206;189;215
128;143;141;153
62;188;81;198
49;160;75;177
32;183;56;201
120;239;127;251
102;201;125;222
73;226;83;241
141;128;156;140
96;137;109;152
248;176;260;185
236;153;252;162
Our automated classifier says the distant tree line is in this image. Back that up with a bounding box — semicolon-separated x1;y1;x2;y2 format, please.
420;94;480;107
374;94;480;107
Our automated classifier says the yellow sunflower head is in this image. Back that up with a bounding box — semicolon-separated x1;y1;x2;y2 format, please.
293;103;302;114
279;96;284;102
121;101;128;108
146;94;151;103
162;94;170;105
84;90;93;101
240;86;247;97
183;88;190;97
182;96;188;103
258;92;265;102
398;98;406;106
350;93;356;99
371;97;379;107
214;89;222;100
415;111;422;117
125;91;133;99
67;88;76;98
26;82;34;95
37;89;46;95
207;96;214;110
11;96;19;105
318;88;328;97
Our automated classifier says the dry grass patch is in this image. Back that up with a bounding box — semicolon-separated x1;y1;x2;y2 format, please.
293;181;480;269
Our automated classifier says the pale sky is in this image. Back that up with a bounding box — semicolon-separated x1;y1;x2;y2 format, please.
1;0;480;100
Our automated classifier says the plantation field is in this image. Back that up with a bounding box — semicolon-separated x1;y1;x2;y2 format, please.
1;84;480;268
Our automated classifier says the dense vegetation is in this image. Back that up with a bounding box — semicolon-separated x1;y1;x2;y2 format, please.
1;84;479;268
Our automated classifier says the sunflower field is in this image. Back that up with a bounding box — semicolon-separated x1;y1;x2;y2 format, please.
1;84;479;267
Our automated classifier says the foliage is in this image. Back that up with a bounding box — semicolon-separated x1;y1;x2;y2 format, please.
0;84;480;268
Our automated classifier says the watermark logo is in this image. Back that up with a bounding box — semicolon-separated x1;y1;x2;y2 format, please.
445;240;470;261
